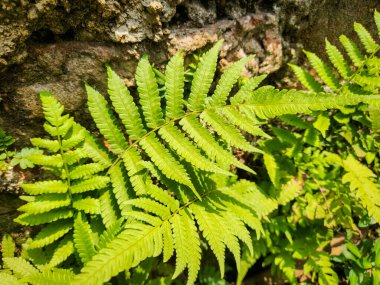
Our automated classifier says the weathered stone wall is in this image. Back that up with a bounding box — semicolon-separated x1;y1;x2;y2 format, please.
0;0;379;144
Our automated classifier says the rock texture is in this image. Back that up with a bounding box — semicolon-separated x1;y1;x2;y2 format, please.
0;0;379;143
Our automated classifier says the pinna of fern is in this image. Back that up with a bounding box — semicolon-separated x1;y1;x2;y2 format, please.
7;37;380;285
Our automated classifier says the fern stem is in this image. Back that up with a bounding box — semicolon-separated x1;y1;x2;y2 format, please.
106;110;203;175
57;133;72;200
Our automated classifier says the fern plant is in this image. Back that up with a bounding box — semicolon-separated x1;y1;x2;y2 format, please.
289;9;380;224
9;93;112;271
231;10;380;285
3;31;380;284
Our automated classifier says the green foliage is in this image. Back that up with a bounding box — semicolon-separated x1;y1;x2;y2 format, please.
0;128;15;170
247;10;380;285
332;237;380;285
0;128;14;152
6;92;111;273
2;11;380;285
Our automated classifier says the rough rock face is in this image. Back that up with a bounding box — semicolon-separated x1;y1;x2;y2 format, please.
0;0;379;143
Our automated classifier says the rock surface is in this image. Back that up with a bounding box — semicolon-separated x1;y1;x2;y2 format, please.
0;0;379;143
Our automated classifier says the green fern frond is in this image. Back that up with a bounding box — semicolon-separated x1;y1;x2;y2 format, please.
70;176;110;194
139;133;196;196
190;202;226;276
263;152;281;188
368;105;380;131
375;9;380;37
219;107;270;139
71;223;160;285
22;244;47;267
200;110;260;153
136;55;165;128
107;66;146;140
43;116;74;137
15;38;380;285
99;188;119;228
73;212;96;264
165;52;185;119
122;147;151;195
96;219;123;251
342;156;380;222
26;153;63;167
303;50;340;91
70;171;299;285
61;148;87;165
29;221;72;249
173;209;201;285
47;235;75;268
21;181;68;195
210;56;254;106
276;177;303;205
39;91;65;127
225;180;278;219
288;64;323;92
158;123;230;175
69;163;106;180
146;184;179;212
216;212;242;269
179;115;254;173
17;194;70;214
82;131;114;167
124;198;170;220
0;272;24;285
124;210;162;226
15;209;74;226
339;35;365;67
243;89;380;119
86;84;128;154
230;74;267;104
2;234;16;259
325;39;352;79
3;257;39;278
216;192;263;240
161;220;174;262
354;22;380;54
109;163;133;217
188;40;223;111
61;125;85;150
24;269;75;285
72;197;100;214
354;73;380;88
30;138;60;152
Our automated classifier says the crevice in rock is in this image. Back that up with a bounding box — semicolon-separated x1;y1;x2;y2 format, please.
27;28;77;45
257;0;276;12
168;4;190;26
60;28;76;41
28;29;56;44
